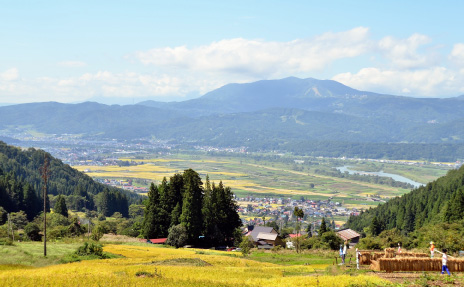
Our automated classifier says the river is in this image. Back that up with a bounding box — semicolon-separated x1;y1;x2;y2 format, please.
336;166;424;188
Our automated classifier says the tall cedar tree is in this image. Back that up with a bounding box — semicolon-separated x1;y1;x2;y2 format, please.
202;176;220;244
142;183;163;239
319;217;328;235
180;169;204;243
157;177;170;237
216;181;242;245
54;194;68;217
168;174;184;227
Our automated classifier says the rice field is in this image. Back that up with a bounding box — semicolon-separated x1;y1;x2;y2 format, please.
0;244;390;287
72;153;426;210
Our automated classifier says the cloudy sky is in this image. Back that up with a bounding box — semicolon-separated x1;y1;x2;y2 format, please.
1;0;464;104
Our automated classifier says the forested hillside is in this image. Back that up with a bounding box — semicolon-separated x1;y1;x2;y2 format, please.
0;141;139;219
346;164;464;234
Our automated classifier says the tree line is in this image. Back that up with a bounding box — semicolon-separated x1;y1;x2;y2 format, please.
346;165;464;235
0;141;135;218
142;169;242;247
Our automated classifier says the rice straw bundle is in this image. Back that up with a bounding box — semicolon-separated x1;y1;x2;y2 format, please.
396;252;429;258
384;248;395;258
377;258;464;273
370;260;380;271
359;251;385;265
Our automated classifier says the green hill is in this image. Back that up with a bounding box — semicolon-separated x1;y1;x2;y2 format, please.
346;164;464;234
0;141;140;219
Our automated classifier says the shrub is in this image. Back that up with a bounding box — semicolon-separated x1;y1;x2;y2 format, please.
68;217;84;237
0;238;14;246
75;242;103;257
24;222;41;241
321;231;343;250
358;236;382;250
48;225;69;240
166;224;188;248
239;235;254;257
91;224;106;241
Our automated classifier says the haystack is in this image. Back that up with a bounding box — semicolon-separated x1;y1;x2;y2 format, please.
377;258;464;273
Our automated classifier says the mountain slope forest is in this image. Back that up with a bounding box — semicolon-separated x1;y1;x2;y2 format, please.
0;141;139;219
346;164;464;250
1;77;464;161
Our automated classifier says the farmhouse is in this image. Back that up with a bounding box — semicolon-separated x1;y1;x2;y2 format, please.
248;226;284;249
336;228;360;244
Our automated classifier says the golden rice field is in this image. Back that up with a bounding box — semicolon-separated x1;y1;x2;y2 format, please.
0;244;390;287
71;154;426;211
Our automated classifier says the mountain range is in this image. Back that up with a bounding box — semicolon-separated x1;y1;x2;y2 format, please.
1;77;464;160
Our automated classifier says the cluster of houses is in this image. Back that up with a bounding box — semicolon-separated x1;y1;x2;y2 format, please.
244;226;361;250
144;226;361;250
95;178;149;193
237;196;360;228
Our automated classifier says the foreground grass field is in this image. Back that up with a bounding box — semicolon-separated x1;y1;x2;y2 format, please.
0;242;390;287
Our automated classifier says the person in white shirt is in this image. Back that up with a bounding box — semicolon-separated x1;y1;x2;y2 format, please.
355;248;361;269
342;241;347;264
436;248;451;275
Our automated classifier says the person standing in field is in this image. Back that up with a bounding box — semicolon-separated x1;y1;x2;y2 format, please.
339;244;343;265
342;241;347;264
430;241;435;258
397;242;402;253
356;248;361;269
436;248;452;275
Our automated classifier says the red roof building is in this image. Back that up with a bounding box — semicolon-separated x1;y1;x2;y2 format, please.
149;238;168;244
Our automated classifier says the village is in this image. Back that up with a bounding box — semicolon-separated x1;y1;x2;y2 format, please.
236;195;359;230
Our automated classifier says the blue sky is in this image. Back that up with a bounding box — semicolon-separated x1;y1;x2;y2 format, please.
1;0;464;104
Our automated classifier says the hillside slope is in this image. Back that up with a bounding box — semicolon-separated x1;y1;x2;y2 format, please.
0;141;139;218
346;164;464;234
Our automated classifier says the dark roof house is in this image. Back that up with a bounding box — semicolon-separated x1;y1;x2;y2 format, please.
248;226;284;249
336;229;360;244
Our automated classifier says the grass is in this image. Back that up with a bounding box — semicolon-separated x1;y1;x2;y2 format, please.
249;249;336;266
0;241;82;267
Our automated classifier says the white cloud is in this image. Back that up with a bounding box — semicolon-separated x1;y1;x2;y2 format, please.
377;33;437;69
449;43;464;67
332;67;464;97
57;61;87;68
0;68;19;81
134;27;371;78
2;28;464;104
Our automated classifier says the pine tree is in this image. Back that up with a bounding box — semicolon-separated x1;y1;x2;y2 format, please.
370;215;382;236
180;169;203;243
142;183;163;239
202;175;220;244
54;194;68;217
220;184;242;245
319;217;328;235
167;174;184;227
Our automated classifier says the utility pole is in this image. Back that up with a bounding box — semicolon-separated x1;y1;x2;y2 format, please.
7;213;11;240
40;154;50;257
